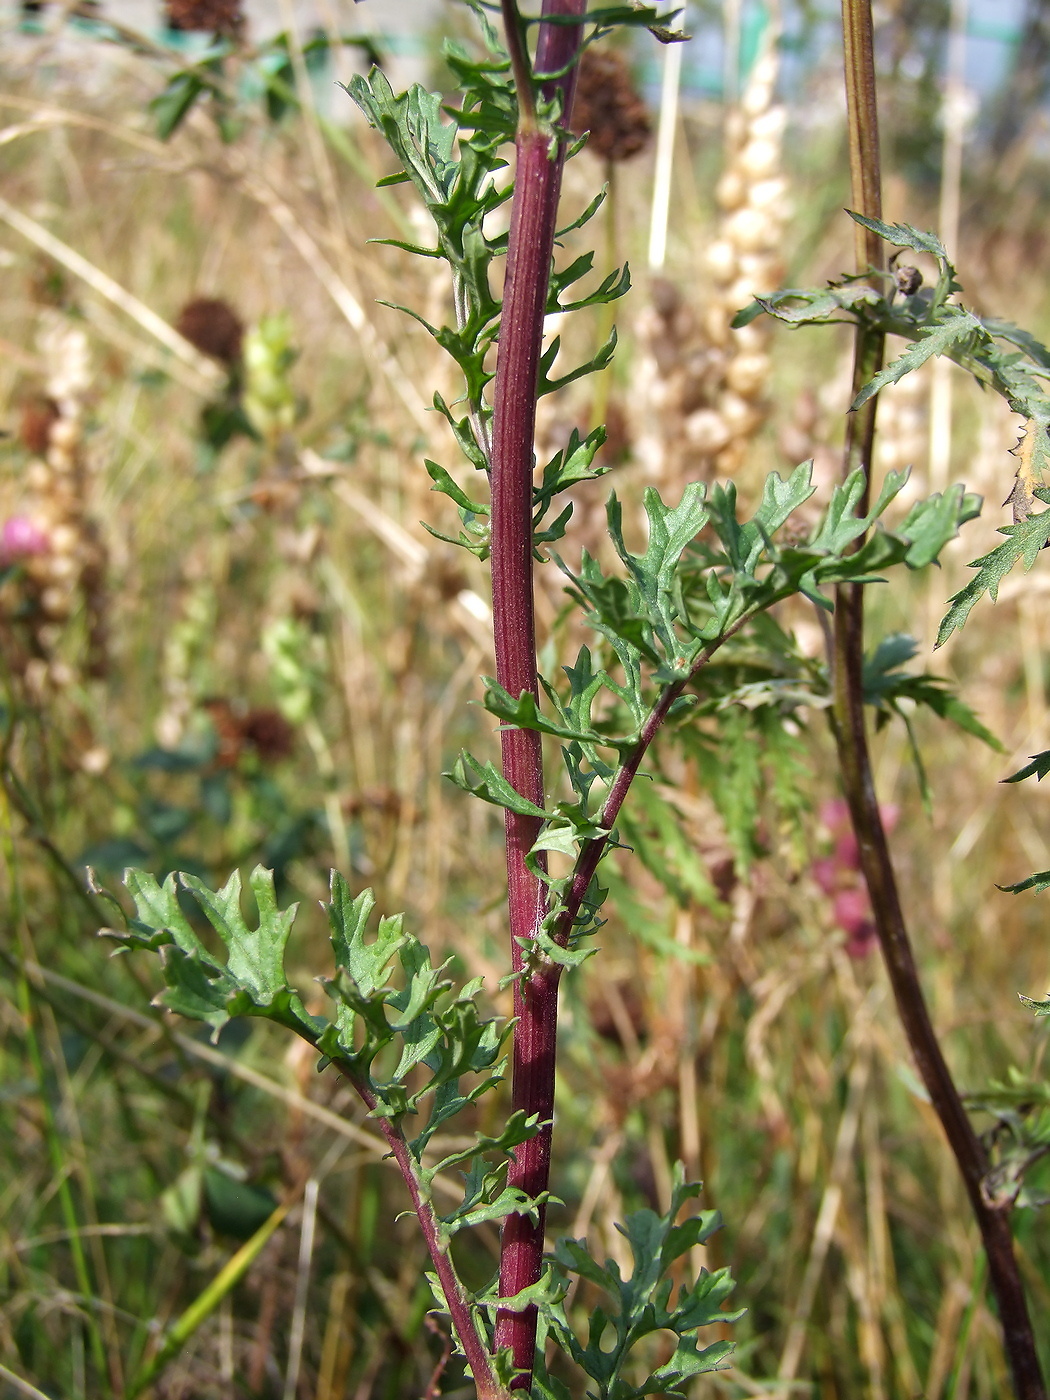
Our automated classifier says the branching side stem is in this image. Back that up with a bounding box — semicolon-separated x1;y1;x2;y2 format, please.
328;1061;509;1400
551;621;751;948
834;4;1045;1395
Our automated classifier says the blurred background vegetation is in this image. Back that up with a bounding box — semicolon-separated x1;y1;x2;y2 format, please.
2;0;1050;1396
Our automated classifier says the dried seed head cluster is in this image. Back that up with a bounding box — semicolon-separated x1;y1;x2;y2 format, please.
203;698;296;766
634;43;790;487
570;48;652;163
176;296;244;367
164;0;243;38
2;312;107;693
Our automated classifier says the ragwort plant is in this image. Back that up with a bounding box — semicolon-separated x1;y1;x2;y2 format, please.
94;1;1046;1395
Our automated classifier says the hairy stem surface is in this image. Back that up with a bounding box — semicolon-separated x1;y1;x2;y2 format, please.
834;3;1045;1394
491;1;586;1386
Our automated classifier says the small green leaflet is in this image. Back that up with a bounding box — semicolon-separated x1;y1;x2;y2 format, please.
1003;750;1050;784
994;751;1050;896
999;871;1050;897
937;492;1050;646
445;750;552;819
851;311;981;412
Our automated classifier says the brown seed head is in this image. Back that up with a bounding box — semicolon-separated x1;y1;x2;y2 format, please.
176;297;244;365
165;0;242;36
20;397;60;456
240;707;295;764
570;48;651;162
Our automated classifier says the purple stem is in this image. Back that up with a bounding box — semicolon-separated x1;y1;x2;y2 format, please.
490;0;586;1387
327;1068;506;1398
552;625;749;948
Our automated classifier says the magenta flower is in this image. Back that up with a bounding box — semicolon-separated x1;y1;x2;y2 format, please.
1;515;50;565
844;922;879;959
813;796;900;958
833;888;870;938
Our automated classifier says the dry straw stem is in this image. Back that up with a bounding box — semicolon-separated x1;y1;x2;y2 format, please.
16;959;464;1185
0;95;432;433
0;193;222;392
778;1048;871;1381
0;1363;54;1400
311;453;492;649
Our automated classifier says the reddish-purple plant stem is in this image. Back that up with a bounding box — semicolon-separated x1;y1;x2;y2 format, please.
494;616;745;1384
335;1069;509;1400
490;1;586;1386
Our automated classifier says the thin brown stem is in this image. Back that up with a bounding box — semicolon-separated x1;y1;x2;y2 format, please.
834;3;1045;1395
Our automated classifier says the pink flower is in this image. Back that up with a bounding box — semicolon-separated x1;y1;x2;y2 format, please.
811;857;839;895
834;831;860;871
833;887;871;938
1;515;50;564
811;796;900;958
844;923;879;959
819;798;850;832
833;888;878;959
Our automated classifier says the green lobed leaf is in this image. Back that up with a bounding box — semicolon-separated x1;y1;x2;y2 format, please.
445;750;552;819
425;459;488;515
605;483;710;666
852;311;982;411
862;633;1002;751
102;866;321;1042
484;679;633;753
102;868;211;959
937;495;1050;646
325;876;406;997
1003;750;1050;784
179;867;297;1009
549;1164;739;1399
519;928;599;971
431;1109;543;1180
847;211;950;263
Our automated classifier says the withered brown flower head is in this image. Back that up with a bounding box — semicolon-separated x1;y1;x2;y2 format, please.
166;0;242;35
570;48;652;162
203;699;295;766
176;297;244;366
19;397;60;456
240;707;295;764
